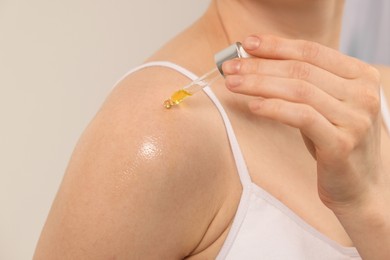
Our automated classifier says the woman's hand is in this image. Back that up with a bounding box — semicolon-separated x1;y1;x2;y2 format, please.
222;34;385;214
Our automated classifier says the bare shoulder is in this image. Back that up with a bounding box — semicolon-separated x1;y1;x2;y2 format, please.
34;66;236;259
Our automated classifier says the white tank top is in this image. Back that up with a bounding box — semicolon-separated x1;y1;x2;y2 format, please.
123;61;390;260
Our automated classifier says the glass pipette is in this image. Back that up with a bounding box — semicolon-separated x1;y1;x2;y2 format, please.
163;42;250;109
163;67;221;109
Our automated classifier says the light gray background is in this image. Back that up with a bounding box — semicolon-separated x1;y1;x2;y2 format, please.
340;0;390;64
0;1;209;259
0;0;388;259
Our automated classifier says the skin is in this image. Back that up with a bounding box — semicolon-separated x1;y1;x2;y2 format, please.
34;0;390;259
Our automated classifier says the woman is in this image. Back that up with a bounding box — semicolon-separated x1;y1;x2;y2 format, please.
34;0;390;259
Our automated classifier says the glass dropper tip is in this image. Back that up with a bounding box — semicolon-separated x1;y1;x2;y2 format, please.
163;89;193;109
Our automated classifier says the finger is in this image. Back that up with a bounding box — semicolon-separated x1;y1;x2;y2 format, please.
222;58;348;100
241;34;365;79
248;98;339;150
225;74;349;125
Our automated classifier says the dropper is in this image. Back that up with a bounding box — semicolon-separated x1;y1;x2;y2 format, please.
163;42;250;109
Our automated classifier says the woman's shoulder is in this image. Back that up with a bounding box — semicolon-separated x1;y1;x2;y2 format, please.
99;64;237;212
34;63;237;259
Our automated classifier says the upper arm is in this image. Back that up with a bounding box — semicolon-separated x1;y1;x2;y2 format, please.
33;70;227;259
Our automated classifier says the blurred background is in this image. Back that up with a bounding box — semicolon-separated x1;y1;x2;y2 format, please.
340;0;390;64
0;0;388;259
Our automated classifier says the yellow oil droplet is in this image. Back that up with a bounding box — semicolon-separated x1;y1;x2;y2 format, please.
163;99;173;109
163;89;192;109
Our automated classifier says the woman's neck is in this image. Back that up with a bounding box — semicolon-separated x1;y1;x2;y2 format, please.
202;0;345;50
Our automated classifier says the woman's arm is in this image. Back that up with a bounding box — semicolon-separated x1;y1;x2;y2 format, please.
223;34;390;259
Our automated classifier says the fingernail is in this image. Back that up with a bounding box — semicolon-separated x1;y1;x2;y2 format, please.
222;60;241;74
243;36;260;50
226;75;243;88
